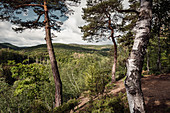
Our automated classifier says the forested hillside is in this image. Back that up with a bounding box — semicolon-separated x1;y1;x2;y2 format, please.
0;43;115;112
0;0;169;112
0;41;169;112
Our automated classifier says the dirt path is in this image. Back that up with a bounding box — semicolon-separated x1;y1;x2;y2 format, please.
74;79;126;112
74;74;170;113
108;79;125;95
142;74;170;113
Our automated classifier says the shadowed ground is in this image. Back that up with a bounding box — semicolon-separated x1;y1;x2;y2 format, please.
74;74;170;113
142;74;170;113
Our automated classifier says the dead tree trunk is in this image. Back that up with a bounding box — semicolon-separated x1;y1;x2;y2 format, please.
43;0;62;107
125;0;152;113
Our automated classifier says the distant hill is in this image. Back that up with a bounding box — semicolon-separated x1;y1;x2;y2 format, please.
0;43;20;50
0;43;112;52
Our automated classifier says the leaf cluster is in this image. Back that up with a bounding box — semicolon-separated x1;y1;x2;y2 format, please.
11;61;50;99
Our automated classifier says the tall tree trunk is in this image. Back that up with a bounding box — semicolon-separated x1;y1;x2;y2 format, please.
36;56;38;63
108;15;117;83
111;37;117;83
28;55;29;64
157;27;161;71
43;0;62;107
146;49;150;73
125;0;152;113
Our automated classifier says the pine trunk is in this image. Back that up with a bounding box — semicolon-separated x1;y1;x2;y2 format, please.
157;27;161;71
146;49;150;73
43;0;62;107
111;37;117;83
125;0;152;113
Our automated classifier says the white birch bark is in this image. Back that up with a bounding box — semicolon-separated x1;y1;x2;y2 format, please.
125;0;152;113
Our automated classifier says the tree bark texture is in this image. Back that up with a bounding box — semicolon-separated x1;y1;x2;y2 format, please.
43;0;62;107
108;16;117;83
157;27;161;71
111;37;117;83
146;49;150;72
125;0;152;113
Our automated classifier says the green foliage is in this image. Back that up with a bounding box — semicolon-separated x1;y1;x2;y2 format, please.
0;39;169;113
1;64;15;85
80;0;123;42
11;61;50;99
117;0;139;52
0;43;19;50
60;53;111;101
105;83;116;90
25;100;50;113
0;0;69;32
0;78;11;112
84;62;111;96
81;93;129;113
0;43;112;112
0;49;29;64
54;98;79;113
143;35;170;74
108;45;128;80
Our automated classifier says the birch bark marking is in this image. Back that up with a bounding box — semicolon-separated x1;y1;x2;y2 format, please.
43;0;62;107
125;0;152;113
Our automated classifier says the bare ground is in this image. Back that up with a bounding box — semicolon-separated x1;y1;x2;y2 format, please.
142;74;170;113
74;74;170;113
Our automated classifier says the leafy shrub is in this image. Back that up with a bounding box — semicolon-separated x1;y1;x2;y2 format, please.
54;98;79;113
25;100;50;113
81;93;129;113
105;83;116;90
84;63;111;97
115;71;125;81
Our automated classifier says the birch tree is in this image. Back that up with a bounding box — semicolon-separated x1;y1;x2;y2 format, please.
125;0;152;112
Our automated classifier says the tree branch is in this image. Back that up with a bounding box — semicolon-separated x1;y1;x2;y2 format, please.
117;9;139;15
15;4;44;8
33;12;44;24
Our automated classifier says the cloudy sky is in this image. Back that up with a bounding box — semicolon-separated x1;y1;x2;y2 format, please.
0;0;129;47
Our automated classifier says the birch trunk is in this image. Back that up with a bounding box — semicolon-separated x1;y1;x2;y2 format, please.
43;0;62;107
125;0;152;112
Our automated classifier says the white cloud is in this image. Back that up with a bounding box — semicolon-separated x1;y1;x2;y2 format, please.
0;21;45;46
122;0;129;9
0;0;114;47
53;0;113;45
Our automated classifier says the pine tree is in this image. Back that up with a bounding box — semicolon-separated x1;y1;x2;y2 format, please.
152;0;170;71
117;0;139;54
0;0;80;107
80;0;123;83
